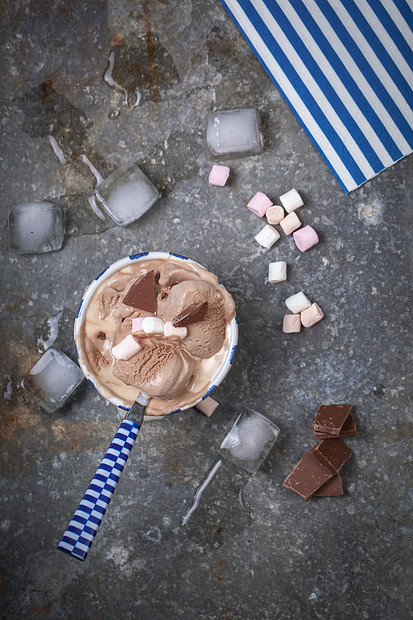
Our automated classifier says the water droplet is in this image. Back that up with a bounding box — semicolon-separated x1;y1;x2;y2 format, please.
128;88;141;109
109;109;120;120
373;383;385;398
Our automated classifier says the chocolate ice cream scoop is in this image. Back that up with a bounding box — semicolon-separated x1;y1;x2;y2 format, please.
157;279;227;359
113;341;195;398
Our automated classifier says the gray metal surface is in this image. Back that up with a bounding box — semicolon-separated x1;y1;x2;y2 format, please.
1;1;412;618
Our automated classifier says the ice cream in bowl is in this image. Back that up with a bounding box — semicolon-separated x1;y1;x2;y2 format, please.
59;252;237;561
75;251;238;416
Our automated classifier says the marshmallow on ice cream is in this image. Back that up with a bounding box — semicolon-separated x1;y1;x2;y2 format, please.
78;256;236;415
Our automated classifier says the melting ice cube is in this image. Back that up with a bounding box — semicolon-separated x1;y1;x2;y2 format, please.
22;348;84;413
206;108;263;158
95;164;159;226
9;202;65;254
219;409;279;474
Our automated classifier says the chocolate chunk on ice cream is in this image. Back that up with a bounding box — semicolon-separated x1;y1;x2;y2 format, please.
122;270;157;313
158;279;227;359
79;257;236;415
173;301;208;327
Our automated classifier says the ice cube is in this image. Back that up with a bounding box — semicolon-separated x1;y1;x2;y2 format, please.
206;108;263;158
22;348;84;413
219;409;280;474
95;165;159;226
9;202;65;254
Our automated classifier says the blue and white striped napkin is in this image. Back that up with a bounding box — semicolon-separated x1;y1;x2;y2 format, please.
220;0;413;192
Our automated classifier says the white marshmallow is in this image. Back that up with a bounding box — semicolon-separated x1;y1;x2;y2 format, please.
142;316;164;335
112;334;141;360
279;188;304;213
268;261;287;283
285;291;311;314
164;321;187;339
255;224;280;249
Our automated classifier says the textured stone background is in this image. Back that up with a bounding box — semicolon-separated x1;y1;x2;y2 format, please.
0;1;412;618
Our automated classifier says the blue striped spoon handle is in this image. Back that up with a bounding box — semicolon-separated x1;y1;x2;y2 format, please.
57;394;148;561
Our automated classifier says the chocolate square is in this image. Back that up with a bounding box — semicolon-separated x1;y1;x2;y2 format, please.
312;438;352;471
308;443;337;473
312;404;353;436
122;270;157;313
282;451;336;501
312;413;357;439
314;474;344;496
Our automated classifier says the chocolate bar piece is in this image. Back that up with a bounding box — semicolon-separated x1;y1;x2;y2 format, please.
312;413;357;439
314;474;343;496
312;404;353;436
283;438;352;501
122;270;157;313
282;451;336;501
172;301;208;327
312;439;352;471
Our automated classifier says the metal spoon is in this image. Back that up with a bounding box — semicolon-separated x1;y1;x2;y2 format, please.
57;391;150;561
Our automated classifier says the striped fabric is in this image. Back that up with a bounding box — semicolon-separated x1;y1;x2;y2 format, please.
57;419;139;561
220;0;413;192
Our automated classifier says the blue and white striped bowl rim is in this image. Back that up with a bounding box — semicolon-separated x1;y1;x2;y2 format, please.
74;252;238;413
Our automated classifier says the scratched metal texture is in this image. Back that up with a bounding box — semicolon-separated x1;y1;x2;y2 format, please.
0;0;412;618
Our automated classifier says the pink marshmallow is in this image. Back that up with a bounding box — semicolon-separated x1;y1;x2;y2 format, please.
247;192;273;217
195;396;219;417
280;212;301;235
300;303;324;327
209;164;230;186
132;317;145;334
266;205;285;225
283;314;301;333
293;225;319;252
